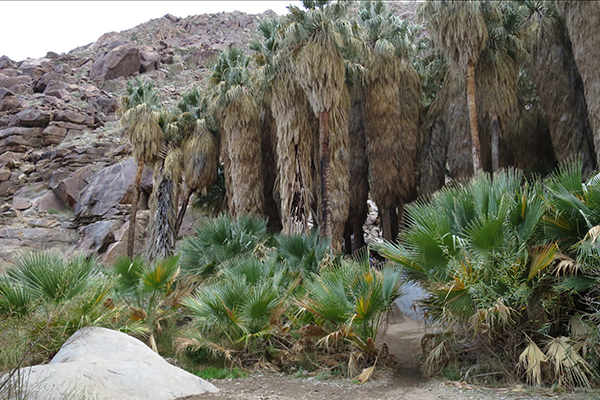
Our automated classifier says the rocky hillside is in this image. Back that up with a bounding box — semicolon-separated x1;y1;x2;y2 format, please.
0;9;283;267
0;3;420;267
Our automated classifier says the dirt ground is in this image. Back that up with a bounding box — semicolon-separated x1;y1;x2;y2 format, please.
180;318;598;400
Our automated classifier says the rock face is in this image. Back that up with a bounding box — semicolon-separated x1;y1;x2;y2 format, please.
90;41;140;81
75;158;136;220
18;327;219;400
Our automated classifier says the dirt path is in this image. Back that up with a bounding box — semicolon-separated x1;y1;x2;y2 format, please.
181;317;597;400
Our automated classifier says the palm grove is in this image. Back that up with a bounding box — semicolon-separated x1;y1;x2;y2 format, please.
5;0;600;391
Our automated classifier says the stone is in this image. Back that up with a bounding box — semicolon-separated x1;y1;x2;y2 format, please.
16;109;52;127
41;125;67;146
76;219;123;255
34;72;77;93
75;158;136;219
0;95;21;112
16;327;218;400
139;48;161;73
54;63;72;75
0;74;32;89
53;109;86;124
0;127;43;152
90;41;140;82
44;88;70;101
19;57;54;78
0;87;13;100
0;227;77;246
52;165;94;209
0;168;10;181
0;151;24;168
0;55;16;69
26;218;55;228
35;190;69;213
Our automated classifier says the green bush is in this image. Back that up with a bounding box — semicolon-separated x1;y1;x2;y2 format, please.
375;162;600;387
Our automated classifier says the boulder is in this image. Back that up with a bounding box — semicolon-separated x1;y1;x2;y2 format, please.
0;74;32;90
90;41;140;82
0;94;21;112
33;72;77;93
35;190;69;213
139;48;161;73
52;165;94;209
76;219;123;255
75;158;136;219
54;110;87;125
0;127;43;152
17;327;218;400
103;210;149;264
16;109;52;127
54;63;72;75
19;57;54;78
0;55;16;69
41;125;67;146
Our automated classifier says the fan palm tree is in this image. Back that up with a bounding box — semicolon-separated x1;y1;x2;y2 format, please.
284;0;350;241
522;1;595;175
173;89;220;237
421;0;488;174
119;78;162;258
556;1;600;168
207;46;264;218
359;1;421;240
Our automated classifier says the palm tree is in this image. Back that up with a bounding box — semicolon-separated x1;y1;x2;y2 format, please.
207;46;264;218
173;90;220;237
421;0;488;174
522;1;595;175
556;1;600;169
285;0;350;241
359;1;421;240
119;78;162;258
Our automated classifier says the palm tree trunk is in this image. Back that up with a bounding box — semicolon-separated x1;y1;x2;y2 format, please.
127;161;144;258
467;59;482;172
174;187;192;238
491;113;500;173
319;109;332;239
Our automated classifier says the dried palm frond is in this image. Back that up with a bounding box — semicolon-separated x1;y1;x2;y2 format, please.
518;335;546;387
329;84;351;251
545;336;591;388
223;92;264;217
272;71;316;234
553;253;579;277
556;1;600;167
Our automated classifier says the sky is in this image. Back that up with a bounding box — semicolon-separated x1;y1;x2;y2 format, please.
1;1;300;62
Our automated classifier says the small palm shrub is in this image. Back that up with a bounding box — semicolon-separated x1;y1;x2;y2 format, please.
375;163;600;387
0;252;122;368
111;255;188;354
178;255;293;363
298;256;403;353
275;230;331;276
179;213;269;276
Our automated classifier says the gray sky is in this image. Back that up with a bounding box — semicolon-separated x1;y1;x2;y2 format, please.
1;1;299;62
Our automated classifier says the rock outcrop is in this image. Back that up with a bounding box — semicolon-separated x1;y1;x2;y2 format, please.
17;327;219;400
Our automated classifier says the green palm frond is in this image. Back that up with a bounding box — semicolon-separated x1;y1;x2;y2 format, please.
139;256;180;293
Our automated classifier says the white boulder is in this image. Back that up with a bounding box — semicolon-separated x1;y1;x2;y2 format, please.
17;327;218;400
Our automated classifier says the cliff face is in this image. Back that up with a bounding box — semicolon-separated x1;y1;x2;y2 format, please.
0;9;277;266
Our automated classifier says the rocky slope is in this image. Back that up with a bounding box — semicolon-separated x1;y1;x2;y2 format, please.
0;3;419;267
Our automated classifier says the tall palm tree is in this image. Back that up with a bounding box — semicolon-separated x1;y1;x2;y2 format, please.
421;0;488;174
285;0;350;241
119;78;162;258
207;46;264;218
556;1;600;169
522;1;595;174
173;90;220;236
359;1;421;240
